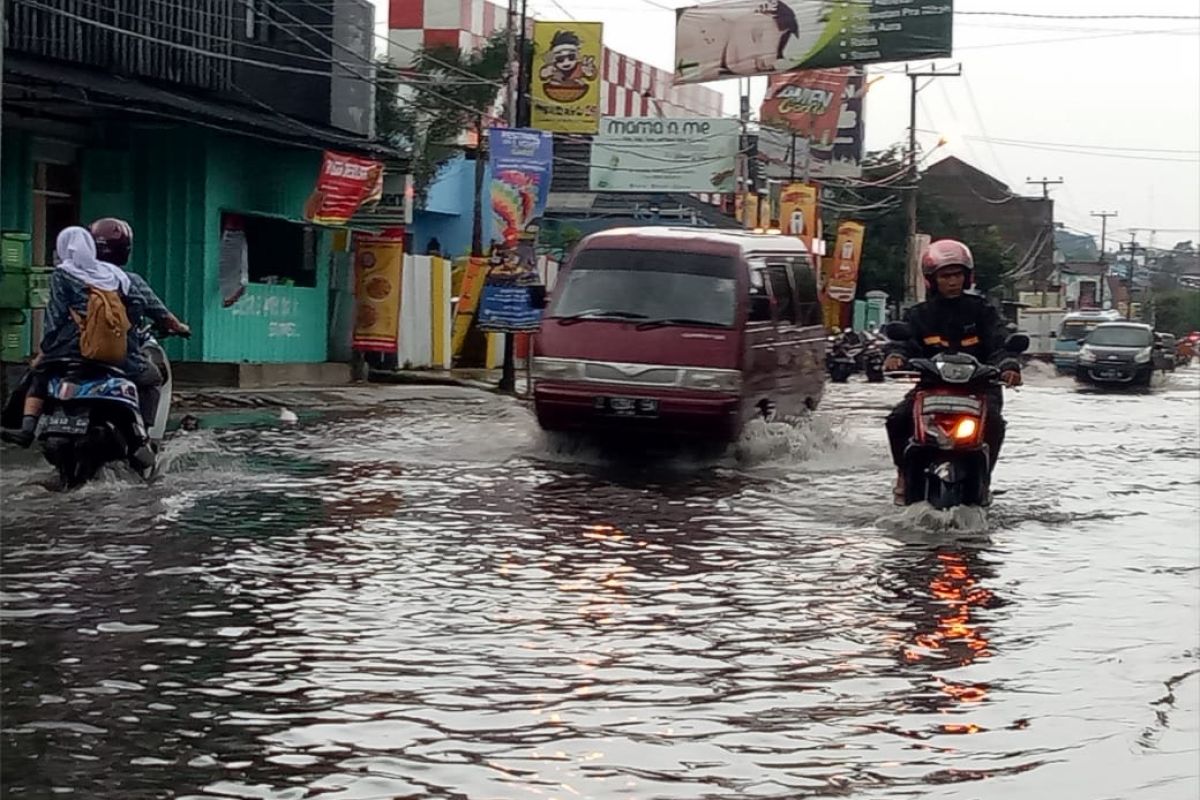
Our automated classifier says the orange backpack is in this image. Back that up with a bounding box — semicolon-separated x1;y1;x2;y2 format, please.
71;287;131;365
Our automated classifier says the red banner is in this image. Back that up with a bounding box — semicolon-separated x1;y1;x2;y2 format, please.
761;68;855;143
304;151;384;226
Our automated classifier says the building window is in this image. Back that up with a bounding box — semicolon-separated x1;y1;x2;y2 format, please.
244;0;256;39
33;161;80;267
230;212;319;288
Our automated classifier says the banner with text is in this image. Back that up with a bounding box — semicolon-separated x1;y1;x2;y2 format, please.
778;183;819;246
304;151;384;225
758;67;866;180
352;230;404;352
826;221;865;302
531;21;604;134
590;117;740;193
674;0;952;84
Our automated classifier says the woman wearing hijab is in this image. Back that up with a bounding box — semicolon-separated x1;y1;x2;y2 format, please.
1;226;132;447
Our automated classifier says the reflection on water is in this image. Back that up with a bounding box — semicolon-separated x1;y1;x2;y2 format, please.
1;371;1198;799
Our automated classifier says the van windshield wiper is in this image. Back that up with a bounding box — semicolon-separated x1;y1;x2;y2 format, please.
634;317;729;331
554;310;649;325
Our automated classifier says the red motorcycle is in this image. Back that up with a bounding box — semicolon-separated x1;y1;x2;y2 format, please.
887;323;1029;509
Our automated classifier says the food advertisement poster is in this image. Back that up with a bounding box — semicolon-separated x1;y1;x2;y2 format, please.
531;21;604;134
352;229;404;352
673;0;952;84
304;151;384;226
778;182;819;243
826;220;866;302
590;117;740;193
758;67;866;180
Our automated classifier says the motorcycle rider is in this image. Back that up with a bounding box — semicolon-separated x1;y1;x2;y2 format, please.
882;239;1022;503
89;218;190;429
1;227;131;447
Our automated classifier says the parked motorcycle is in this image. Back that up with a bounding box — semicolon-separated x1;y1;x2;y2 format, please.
885;322;1029;510
37;330;175;490
859;336;886;383
826;329;861;383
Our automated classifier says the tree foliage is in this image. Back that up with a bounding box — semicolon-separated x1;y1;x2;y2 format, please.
1150;290;1200;336
375;31;513;205
818;148;1016;301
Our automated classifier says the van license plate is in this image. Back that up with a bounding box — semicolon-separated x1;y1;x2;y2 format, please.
595;396;658;418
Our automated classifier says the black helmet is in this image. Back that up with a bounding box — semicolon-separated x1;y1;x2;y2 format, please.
90;217;133;266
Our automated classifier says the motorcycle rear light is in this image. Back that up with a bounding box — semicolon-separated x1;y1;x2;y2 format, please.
952;417;978;441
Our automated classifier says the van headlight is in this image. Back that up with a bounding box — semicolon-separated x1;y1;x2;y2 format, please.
1078;346;1096;364
1134;347;1152;363
532;358;582;380
682;369;741;392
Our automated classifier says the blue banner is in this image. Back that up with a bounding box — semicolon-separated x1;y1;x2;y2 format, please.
488;128;554;249
477;284;543;332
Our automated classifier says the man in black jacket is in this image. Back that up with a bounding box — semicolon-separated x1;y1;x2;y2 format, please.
883;239;1022;503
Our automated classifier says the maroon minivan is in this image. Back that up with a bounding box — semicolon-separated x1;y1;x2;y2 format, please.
532;227;827;443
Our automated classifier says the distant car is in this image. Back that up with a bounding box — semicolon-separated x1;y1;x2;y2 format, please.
1075;322;1170;387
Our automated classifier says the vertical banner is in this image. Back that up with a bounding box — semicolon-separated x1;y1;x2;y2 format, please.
743;193;760;229
778;183;819;245
352;229;404;352
531;21;603;134
480;129;554;332
304;151;384;225
826;221;865;302
452;257;489;359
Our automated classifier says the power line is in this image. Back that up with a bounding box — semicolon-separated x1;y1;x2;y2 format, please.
956;11;1200;20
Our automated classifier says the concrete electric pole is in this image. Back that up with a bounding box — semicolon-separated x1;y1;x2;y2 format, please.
904;64;960;303
1091;210;1117;308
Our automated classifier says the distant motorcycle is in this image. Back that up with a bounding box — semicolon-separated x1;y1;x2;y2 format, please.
859;336;886;383
826;330;860;383
885;322;1029;510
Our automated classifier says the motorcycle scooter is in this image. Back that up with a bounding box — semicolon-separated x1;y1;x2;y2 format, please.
885;322;1028;509
36;329;176;489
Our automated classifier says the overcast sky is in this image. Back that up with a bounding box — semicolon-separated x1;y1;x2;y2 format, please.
371;0;1200;252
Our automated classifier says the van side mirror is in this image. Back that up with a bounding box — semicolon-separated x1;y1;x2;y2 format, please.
1048;330;1056;339
883;321;911;341
528;285;547;310
750;294;772;322
1005;333;1030;354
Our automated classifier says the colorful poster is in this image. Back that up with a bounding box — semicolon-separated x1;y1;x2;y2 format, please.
531;21;603;134
352;229;404;352
778;183;819;244
674;0;953;84
304;151;384;226
758;68;866;180
826;221;865;302
489;128;554;249
590;117;739;193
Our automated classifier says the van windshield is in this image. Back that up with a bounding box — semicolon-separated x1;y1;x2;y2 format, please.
1060;321;1099;341
1088;326;1152;347
552;248;738;327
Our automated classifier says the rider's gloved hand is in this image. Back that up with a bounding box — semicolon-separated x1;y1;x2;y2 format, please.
883;354;906;372
1001;370;1022;387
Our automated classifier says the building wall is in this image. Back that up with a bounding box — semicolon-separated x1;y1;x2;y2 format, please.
0;130;34;233
387;0;724;118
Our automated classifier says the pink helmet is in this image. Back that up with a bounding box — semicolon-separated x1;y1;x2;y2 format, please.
922;238;974;290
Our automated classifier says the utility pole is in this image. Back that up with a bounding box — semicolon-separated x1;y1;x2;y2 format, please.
1091;210;1117;308
904;64;960;303
1120;233;1145;320
1026;176;1063;200
738;78;751;227
497;0;529;393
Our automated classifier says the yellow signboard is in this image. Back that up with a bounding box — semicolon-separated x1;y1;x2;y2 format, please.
451;257;489;359
826;221;865;303
352;231;404;352
531;21;603;134
779;183;819;247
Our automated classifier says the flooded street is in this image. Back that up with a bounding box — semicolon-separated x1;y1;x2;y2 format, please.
2;369;1197;800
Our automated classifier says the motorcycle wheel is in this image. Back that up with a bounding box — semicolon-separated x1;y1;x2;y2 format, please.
830;365;852;383
866;367;885;383
926;477;964;510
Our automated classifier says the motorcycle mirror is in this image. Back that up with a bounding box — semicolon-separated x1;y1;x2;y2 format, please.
1004;333;1030;354
883;321;911;341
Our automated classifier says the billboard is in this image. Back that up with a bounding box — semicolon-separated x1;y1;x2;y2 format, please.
674;0;953;84
590;117;740;193
826;221;865;302
757;68;865;180
531;21;604;134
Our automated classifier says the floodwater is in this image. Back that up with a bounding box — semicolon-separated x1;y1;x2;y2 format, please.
1;367;1197;799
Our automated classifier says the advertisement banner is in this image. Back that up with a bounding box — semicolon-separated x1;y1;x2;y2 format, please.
590;117;740;193
827;221;865;302
778;183;819;242
304;151;385;226
675;0;952;84
489;128;554;248
531;21;604;134
352;230;404;352
452;257;489;359
758;67;866;180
